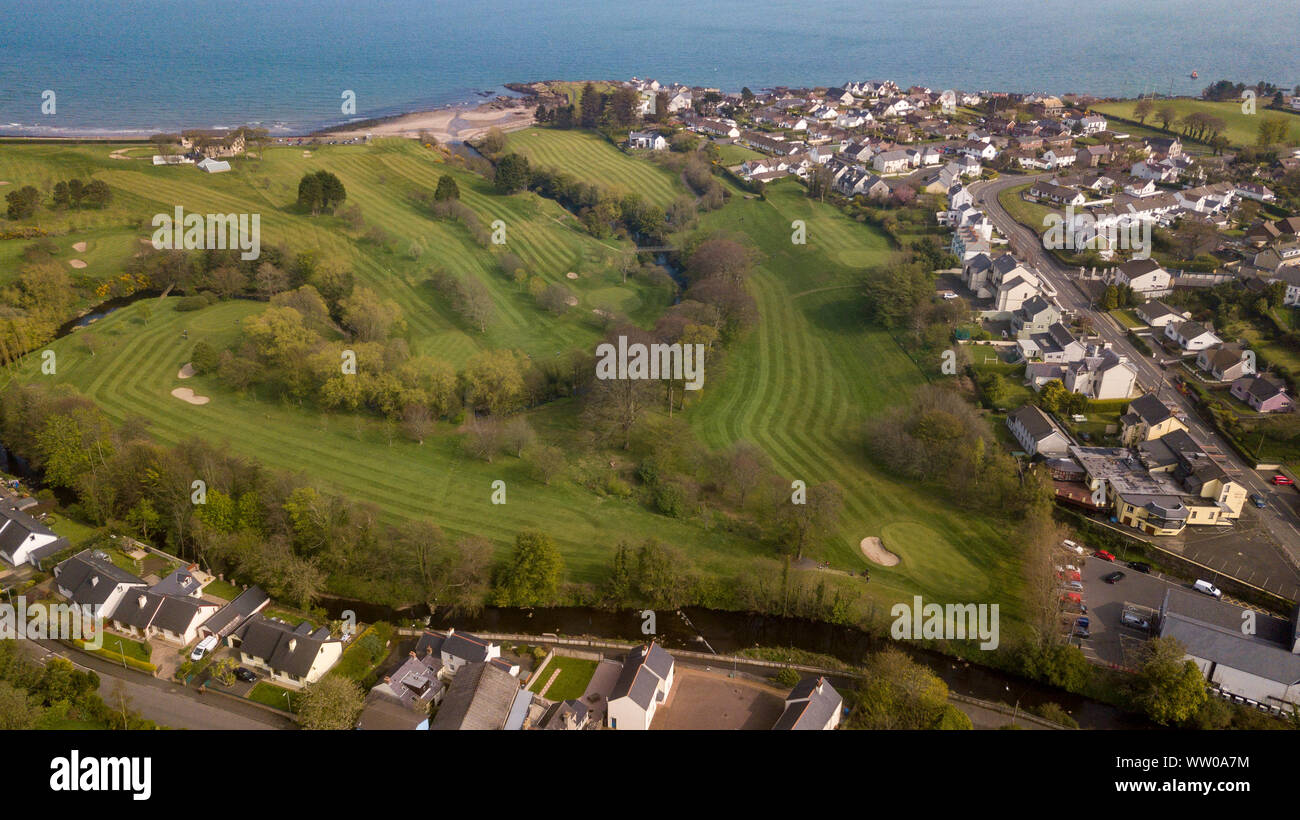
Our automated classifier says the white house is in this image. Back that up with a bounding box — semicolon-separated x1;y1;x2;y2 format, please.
1114;258;1172;297
774;676;842;730
1133;300;1189;329
53;550;147;617
414;628;518;678
110;590;219;646
627;131;667;150
0;503;66;567
873;149;913;175
1165;320;1222;352
1006;405;1071;458
606;642;675;730
1064;348;1138;400
234;615;344;689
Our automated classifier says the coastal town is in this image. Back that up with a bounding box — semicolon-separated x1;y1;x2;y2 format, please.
2;62;1300;748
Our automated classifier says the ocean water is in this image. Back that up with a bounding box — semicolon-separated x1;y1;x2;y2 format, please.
1;0;1297;136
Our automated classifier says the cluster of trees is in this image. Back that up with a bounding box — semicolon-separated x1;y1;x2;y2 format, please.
51;178;112;210
5;185;42;219
1200;79;1285;102
527;164;668;243
296;170;347;214
848;646;972;730
0;642;156;730
1257;116;1295;147
535;82;642;131
868;384;1052;517
0;241;77;365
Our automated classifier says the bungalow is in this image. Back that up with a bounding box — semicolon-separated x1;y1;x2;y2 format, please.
774;676;842;730
1029;181;1085;207
1164;320;1222;352
627;130;667;151
1133;300;1190;329
0;503;67;568
1114;259;1172;297
53;550;147;616
1234;182;1276;203
606;641;675;730
1230;375;1292;413
110;590;219;646
1197;343;1254;382
695;118;740;139
197;585;270;643
1006;404;1071;458
234;615;344;688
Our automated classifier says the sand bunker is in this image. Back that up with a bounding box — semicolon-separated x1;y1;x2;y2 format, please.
0;181;10;186
303;151;312;157
860;536;900;567
565;271;578;279
564;296;579;307
177;362;195;379
68;259;87;269
72;241;87;252
171;387;209;405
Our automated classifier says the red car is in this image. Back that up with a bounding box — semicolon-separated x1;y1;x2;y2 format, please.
1093;550;1116;562
1272;475;1294;486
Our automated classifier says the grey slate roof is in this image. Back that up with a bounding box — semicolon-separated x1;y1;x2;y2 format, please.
54;550;146;608
0;504;66;564
1128;392;1174;426
200;585;270;639
236;615;334;678
608;642;674;709
774;676;843;729
1159;589;1300;685
429;661;520;730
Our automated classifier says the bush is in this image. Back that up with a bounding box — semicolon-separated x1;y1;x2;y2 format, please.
774;667;802;687
654;481;688;517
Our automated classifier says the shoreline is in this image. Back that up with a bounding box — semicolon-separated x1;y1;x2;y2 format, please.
0;93;537;143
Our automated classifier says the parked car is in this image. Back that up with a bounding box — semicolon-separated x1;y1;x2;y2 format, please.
1073;627;1091;639
1251;494;1267;508
1062;540;1085;555
1064;580;1084;592
1272;474;1294;486
190;634;218;662
234;667;257;683
1194;579;1223;598
1126;561;1151;574
1062;592;1082;603
1103;570;1126;584
1093;549;1116;562
1121;611;1151;630
1075;616;1090;629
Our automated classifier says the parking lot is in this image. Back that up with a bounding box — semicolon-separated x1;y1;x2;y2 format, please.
1058;543;1262;670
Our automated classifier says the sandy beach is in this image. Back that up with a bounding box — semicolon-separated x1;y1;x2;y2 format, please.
319;99;535;143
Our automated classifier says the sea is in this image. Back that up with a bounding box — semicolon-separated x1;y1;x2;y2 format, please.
1;0;1298;137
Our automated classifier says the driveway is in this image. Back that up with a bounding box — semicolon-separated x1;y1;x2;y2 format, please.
649;667;786;730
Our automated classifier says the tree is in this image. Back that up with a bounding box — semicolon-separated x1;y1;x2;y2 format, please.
434;174;460;201
494;530;565;606
5;186;40;219
297;170;347;214
851;647;966;729
0;681;41;730
297;676;364;729
579;82;603;129
779;481;844;559
1155;105;1179;132
1133;98;1153;124
1129;637;1208;725
462;349;528;415
494;153;531;193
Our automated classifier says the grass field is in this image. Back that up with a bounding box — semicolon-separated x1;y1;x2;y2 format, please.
997;183;1056;236
714;141;764;167
1093;99;1299;148
4;134;1030;632
528;653;598;701
248;681;299;712
506;129;683;209
689;179;1027;621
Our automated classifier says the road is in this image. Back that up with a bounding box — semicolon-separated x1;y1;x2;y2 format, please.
970;174;1300;585
22;639;293;730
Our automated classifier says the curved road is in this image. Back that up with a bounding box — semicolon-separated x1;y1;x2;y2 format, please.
971;174;1300;600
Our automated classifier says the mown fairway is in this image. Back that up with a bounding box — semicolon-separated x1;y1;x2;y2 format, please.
505;129;683;209
691;180;1026;619
6;134;1026;628
1092;99;1299;147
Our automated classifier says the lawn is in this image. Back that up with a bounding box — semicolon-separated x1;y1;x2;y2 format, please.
1093;99;1298;148
202;579;242;601
248;681;300;712
714;141;763;167
506;128;683;209
1110;309;1143;330
997;183;1056;237
45;515;99;548
528;653;598;701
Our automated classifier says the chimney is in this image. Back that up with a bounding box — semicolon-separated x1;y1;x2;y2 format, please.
288;638;297;653
408;650;416;658
90;576;99;587
137;594;147;608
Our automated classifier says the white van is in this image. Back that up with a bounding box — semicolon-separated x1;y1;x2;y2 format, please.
1193;580;1223;599
190;634;218;661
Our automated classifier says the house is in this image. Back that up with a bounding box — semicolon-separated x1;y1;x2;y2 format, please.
959;139;998;161
1007;405;1071;458
695;118;740;139
1197;344;1254;382
429;661;525;730
1120;392;1188;445
1157;588;1300;711
1063;348;1138;400
1231;376;1293;413
1018;322;1087;364
196;158;231;173
1075;113;1108;135
1028;181;1085;206
1010;295;1061;339
833;166;890;199
627;130;667;151
1133;300;1189;329
773;676;842;730
1234;182;1276;203
0;503;67;568
1176;182;1237;215
198;585;270;643
110;590;219;646
180;128;245;158
1164;320;1222;352
872;149;913;175
53;550;147;615
606;642;675;730
962;253;1046;313
1114;259;1172;297
358;650;446;730
1076;144;1112;168
234;615;344;688
414;628;519;678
